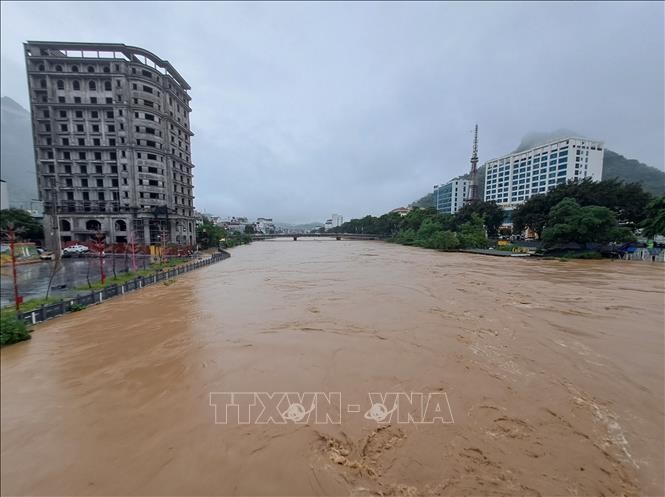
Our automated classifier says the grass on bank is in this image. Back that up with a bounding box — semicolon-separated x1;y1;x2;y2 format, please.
74;257;190;291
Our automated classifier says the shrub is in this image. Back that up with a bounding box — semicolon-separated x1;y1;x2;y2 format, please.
423;230;460;250
0;314;31;346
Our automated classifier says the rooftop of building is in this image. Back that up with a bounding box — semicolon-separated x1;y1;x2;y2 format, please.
485;136;604;165
24;40;191;90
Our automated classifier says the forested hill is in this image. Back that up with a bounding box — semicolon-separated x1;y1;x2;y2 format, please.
602;150;664;196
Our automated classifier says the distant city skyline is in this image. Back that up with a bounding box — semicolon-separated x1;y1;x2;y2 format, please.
1;1;663;223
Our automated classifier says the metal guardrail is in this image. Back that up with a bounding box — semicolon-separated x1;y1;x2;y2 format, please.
16;252;229;326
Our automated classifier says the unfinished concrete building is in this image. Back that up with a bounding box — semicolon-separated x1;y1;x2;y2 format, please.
24;41;196;250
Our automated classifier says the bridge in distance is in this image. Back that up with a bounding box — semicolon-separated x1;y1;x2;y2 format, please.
250;233;385;241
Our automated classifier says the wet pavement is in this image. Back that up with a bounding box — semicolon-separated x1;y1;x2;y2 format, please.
1;255;154;306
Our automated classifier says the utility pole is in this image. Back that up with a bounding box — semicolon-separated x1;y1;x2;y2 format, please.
467;124;480;203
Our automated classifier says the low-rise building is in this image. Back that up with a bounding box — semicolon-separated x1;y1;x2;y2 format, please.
433;178;470;214
390;207;411;217
255;217;275;234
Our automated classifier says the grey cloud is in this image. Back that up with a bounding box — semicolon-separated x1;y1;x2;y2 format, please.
1;1;663;223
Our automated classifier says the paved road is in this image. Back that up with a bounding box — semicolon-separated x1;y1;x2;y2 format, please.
0;255;153;307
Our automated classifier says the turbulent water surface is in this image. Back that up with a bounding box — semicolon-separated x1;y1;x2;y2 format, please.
1;240;664;496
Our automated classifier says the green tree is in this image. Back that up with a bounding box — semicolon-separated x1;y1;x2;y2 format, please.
244;224;256;234
196;217;226;249
456;201;504;236
399;208;438;232
542;198;635;248
424;230;459;250
0;208;44;241
393;228;417;245
641;197;665;237
512;179;652;237
512;194;551;238
457;214;488;248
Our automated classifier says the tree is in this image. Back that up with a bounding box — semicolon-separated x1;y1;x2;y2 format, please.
512;194;551;238
542;198;635;248
244;224;256;234
457;214;488;249
641;197;665;238
456;201;504;236
196;217;226;249
424;230;459;250
0;208;43;242
512;179;652;237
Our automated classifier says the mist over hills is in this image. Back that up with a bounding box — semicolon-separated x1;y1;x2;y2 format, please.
413;130;665;207
1;96;38;209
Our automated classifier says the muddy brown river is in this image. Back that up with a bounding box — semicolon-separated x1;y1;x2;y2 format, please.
2;240;664;496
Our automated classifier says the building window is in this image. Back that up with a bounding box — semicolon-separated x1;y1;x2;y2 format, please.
87;66;95;73
56;80;64;89
89;81;96;90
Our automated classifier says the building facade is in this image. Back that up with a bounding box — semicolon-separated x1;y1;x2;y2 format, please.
433;178;470;214
255;218;275;234
331;213;343;228
484;137;604;213
24;41;196;250
0;180;8;210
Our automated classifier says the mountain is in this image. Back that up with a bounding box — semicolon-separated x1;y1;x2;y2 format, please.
1;97;38;210
412;130;665;207
602;150;665;196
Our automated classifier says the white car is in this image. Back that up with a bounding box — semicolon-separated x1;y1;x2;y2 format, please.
62;244;90;256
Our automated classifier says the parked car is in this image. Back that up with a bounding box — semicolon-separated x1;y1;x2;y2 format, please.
62;244;90;257
37;248;55;260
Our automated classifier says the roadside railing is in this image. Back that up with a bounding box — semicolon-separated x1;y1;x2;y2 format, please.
16;252;229;326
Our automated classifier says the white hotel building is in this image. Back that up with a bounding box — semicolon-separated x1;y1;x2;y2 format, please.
484;137;604;211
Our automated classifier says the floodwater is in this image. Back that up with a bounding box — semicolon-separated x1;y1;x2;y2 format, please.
1;239;663;496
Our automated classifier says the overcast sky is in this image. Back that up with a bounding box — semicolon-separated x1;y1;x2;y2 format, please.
1;1;663;223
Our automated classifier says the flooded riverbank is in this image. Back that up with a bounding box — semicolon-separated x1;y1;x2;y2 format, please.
2;239;663;496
